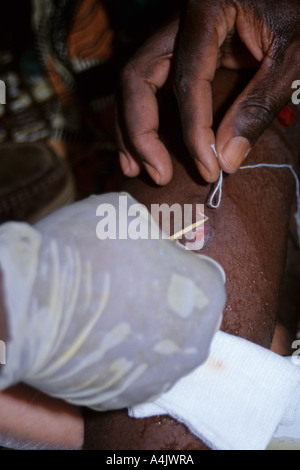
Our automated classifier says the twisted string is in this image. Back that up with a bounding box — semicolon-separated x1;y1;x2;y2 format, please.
207;162;300;246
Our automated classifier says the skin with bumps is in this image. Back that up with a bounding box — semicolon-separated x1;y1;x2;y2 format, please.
1;0;299;451
0;68;299;450
84;68;300;450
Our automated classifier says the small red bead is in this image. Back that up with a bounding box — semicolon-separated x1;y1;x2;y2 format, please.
277;106;296;127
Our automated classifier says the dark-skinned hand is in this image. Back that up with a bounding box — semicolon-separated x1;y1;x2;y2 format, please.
117;0;300;184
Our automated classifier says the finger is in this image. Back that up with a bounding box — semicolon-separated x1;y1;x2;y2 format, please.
174;2;236;183
117;22;178;185
119;72;173;185
115;118;142;178
216;46;300;173
220;33;260;70
119;152;142;179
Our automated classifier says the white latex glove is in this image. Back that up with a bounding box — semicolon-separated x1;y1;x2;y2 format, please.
0;193;226;410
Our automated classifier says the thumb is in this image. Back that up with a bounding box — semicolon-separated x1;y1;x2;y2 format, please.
216;56;296;173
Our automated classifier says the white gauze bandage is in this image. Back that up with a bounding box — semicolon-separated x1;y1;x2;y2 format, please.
129;331;300;450
0;193;226;411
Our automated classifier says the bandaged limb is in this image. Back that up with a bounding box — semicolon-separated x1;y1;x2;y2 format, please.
0;269;7;345
83;69;300;450
0;193;225;411
0;272;83;451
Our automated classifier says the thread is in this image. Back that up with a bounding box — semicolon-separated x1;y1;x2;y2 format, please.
208;144;223;209
208;170;223;209
207;163;300;247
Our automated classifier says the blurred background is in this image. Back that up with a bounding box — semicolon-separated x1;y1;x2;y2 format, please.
0;0;180;219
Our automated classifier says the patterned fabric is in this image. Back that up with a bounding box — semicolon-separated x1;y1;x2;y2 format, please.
32;0;178;142
33;0;116;142
30;0;121;198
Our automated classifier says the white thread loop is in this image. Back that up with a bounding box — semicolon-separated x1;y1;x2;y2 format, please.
208;144;223;209
207;163;300;247
208;171;223;209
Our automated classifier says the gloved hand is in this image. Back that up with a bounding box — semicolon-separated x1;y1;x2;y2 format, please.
117;0;300;184
0;193;226;411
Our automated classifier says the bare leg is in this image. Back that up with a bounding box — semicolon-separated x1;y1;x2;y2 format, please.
0;383;84;450
83;69;300;450
272;225;300;355
0;270;84;450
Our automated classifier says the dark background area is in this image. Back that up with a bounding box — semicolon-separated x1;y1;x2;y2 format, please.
0;2;33;54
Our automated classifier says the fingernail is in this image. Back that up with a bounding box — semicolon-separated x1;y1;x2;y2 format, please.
119;152;131;176
144;162;161;185
195;153;220;183
220;137;251;173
